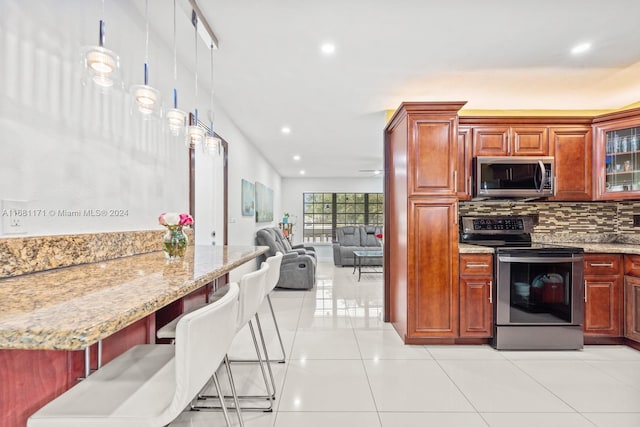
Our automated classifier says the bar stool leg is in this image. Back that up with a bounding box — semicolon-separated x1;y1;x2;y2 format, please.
254;312;277;398
212;373;232;427
224;355;244;427
248;319;274;411
197;320;274;412
266;294;287;363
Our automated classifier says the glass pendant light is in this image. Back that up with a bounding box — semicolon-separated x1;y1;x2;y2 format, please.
130;0;161;117
187;10;205;148
166;0;187;136
81;0;121;90
204;43;221;154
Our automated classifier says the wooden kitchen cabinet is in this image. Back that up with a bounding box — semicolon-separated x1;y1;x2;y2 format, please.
457;126;472;200
408;112;459;197
593;108;640;201
384;102;465;344
549;126;593;201
407;198;460;340
459;254;493;338
583;254;623;337
624;255;640;344
473;126;549;156
624;275;640;343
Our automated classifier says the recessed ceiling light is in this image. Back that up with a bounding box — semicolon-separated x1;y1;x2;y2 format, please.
293;155;301;161
299;170;306;175
571;42;591;55
320;43;335;55
281;126;291;134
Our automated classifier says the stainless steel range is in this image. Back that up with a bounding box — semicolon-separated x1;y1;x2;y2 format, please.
461;216;585;350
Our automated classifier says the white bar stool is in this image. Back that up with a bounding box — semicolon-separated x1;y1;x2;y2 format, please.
28;283;241;427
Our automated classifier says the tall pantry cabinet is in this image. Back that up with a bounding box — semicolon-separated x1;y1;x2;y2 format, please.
384;102;465;344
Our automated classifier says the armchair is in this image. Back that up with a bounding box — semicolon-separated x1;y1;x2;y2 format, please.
273;228;316;262
256;228;316;289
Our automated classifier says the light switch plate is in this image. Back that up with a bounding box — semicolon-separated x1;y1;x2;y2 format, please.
1;200;28;235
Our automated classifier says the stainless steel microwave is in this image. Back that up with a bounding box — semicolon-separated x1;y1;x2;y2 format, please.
475;156;555;198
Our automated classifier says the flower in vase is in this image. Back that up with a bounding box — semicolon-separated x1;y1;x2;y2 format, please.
376;232;383;247
159;212;193;259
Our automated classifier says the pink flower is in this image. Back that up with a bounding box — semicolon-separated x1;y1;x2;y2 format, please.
159;212;193;228
179;213;194;226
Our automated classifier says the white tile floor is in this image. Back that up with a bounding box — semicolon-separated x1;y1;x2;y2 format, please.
171;262;640;427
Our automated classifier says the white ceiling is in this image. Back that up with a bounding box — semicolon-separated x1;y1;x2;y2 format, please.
192;0;640;178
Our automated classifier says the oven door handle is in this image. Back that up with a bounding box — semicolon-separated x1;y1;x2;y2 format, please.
498;255;584;263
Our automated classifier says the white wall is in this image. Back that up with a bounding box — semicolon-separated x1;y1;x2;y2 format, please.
281;177;383;261
0;0;280;252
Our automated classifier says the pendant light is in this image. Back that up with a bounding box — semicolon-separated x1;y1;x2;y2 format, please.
81;0;121;90
204;43;221;154
187;10;205;148
166;0;187;136
130;0;161;116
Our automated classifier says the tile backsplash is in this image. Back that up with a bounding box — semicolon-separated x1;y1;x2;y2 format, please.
459;201;640;243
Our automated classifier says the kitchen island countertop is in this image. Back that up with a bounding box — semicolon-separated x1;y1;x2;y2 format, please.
0;245;267;350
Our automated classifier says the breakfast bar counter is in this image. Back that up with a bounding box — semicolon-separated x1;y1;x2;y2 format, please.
0;245;267;427
0;245;267;350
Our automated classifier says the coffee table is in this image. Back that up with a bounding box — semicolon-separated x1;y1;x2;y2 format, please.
352;250;383;281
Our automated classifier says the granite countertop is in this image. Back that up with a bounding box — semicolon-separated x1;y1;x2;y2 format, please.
459;242;640;255
459;243;494;254
0;245;268;351
553;242;640;255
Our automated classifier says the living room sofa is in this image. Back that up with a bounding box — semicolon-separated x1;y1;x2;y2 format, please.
255;227;316;289
332;225;383;267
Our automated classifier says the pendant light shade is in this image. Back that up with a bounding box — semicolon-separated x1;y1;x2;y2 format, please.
204;133;221;153
187;110;205;148
130;0;161;117
166;0;187;136
81;3;121;91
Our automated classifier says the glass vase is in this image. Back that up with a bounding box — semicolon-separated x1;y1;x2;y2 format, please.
163;226;188;259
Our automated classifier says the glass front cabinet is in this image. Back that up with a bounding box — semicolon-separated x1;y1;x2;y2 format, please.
594;110;640;200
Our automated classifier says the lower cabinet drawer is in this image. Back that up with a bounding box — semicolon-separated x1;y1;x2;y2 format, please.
459;254;492;276
624;255;640;277
584;254;622;275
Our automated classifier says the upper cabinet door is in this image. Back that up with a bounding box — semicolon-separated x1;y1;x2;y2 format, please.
511;127;549;156
549;127;593;201
473;126;549;156
408;115;458;196
593;110;640;201
473;126;510;156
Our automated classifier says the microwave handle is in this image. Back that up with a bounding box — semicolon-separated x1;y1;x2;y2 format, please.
535;160;546;192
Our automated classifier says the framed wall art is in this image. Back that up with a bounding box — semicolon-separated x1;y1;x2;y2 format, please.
255;181;273;222
241;179;255;217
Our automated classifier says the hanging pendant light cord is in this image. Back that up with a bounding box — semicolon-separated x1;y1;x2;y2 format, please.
99;0;106;47
144;0;149;85
194;12;199;124
210;44;214;136
173;0;178;108
173;0;178;82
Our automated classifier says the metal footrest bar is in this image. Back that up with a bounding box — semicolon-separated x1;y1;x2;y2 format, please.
196;319;275;412
191;357;245;426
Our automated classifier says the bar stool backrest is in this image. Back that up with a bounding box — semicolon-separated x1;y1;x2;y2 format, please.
264;252;283;294
236;263;270;332
169;282;239;419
